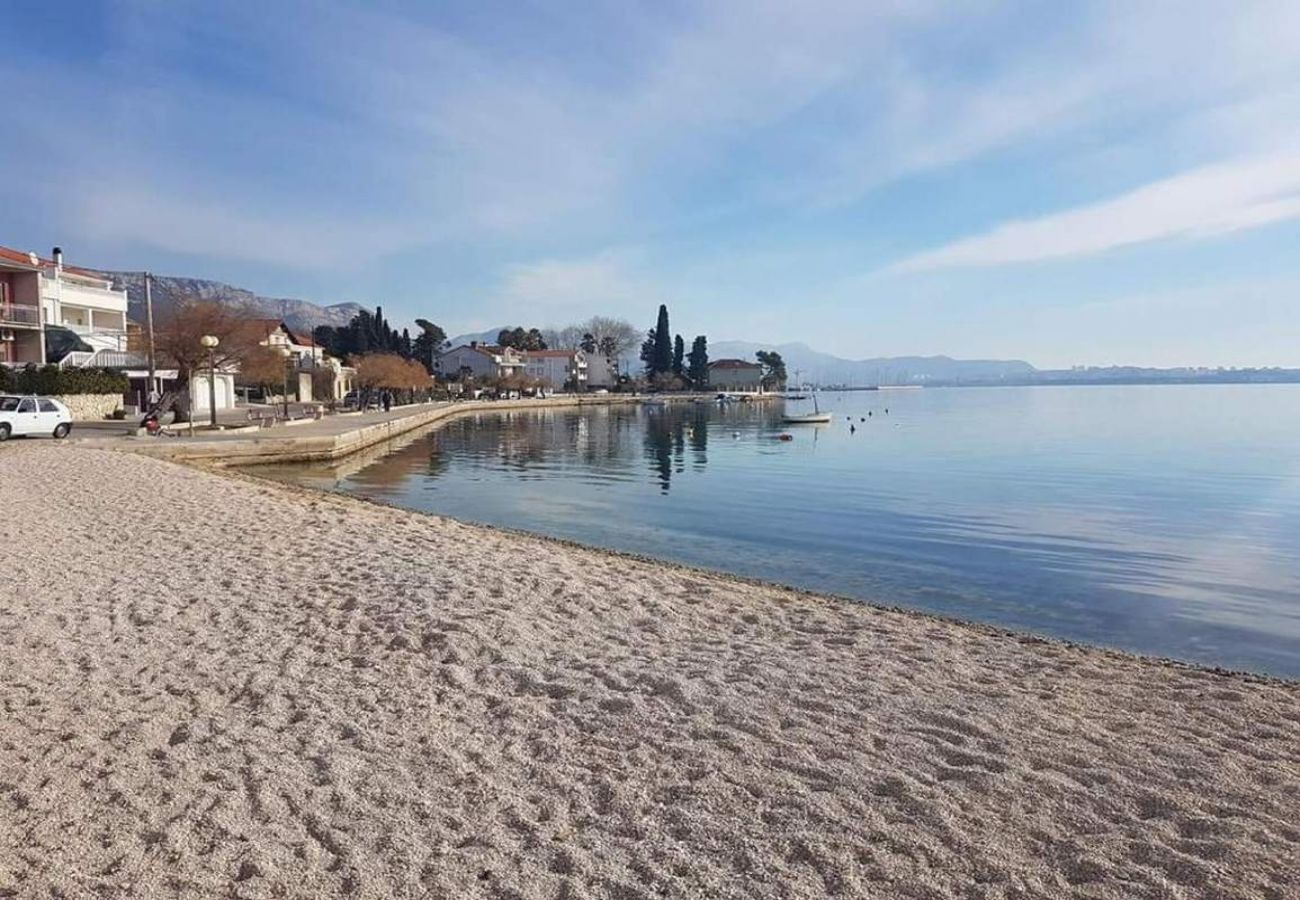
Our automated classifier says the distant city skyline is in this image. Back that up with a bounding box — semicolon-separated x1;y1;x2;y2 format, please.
2;1;1298;368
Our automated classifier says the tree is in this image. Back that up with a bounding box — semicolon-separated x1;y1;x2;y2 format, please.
584;316;638;360
412;318;447;372
154;298;261;421
236;344;291;400
354;353;433;403
687;335;709;390
672;334;685;377
315;306;418;361
580;332;597;354
639;329;656;377
652;305;673;376
755;350;788;390
497;327;548;351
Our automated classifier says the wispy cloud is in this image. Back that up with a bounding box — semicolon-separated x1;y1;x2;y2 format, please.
891;147;1300;271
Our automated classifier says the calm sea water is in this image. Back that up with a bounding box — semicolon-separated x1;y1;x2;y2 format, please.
262;386;1300;677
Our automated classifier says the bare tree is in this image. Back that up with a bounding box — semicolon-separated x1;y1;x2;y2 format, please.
154;298;261;421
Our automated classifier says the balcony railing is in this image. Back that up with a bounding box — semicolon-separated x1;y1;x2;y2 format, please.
0;304;41;327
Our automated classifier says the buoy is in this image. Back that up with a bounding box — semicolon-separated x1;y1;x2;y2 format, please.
777;433;794;441
732;431;740;438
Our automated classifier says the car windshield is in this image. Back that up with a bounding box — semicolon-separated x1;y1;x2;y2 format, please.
0;396;20;412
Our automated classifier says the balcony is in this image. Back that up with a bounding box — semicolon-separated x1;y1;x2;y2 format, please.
0;304;41;327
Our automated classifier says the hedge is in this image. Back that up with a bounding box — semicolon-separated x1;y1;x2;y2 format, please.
0;364;128;395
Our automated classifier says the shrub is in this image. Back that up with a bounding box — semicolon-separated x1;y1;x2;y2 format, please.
0;364;128;395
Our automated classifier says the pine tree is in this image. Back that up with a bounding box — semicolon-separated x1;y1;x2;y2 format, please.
672;334;685;376
687;335;709;389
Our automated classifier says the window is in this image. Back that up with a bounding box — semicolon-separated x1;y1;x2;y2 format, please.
17;399;36;413
0;397;19;412
38;400;58;413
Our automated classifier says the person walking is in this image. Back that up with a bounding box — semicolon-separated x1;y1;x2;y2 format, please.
382;391;392;412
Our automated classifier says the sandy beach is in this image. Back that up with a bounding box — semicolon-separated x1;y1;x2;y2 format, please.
2;443;1298;899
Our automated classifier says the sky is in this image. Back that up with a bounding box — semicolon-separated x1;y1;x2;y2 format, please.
2;0;1299;368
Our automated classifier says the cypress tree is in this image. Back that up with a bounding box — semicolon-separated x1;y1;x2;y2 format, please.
652;305;673;375
672;334;685;376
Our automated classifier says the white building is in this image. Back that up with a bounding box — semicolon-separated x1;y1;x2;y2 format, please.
522;349;587;390
434;343;526;381
708;358;765;392
1;245;130;368
584;353;618;389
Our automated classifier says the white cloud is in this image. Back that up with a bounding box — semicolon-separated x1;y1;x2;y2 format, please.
494;251;659;323
891;147;1300;271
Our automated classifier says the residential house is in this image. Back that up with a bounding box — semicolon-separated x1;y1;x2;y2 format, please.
433;343;526;381
522;349;587;390
708;358;765;392
1;245;130;368
235;319;355;403
584;353;619;389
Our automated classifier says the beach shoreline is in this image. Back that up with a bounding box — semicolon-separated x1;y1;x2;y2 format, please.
3;443;1298;898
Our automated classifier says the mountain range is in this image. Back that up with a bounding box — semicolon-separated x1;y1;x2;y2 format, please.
93;270;366;335
89;270;1036;384
708;340;1035;385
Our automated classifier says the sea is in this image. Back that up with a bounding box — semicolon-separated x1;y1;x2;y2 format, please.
261;385;1300;677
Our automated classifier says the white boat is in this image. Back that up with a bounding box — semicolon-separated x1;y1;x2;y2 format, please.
782;392;832;424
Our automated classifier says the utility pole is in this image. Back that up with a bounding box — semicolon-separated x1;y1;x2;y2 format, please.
144;272;157;404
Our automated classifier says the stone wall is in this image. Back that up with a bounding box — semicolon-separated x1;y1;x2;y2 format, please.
53;393;122;421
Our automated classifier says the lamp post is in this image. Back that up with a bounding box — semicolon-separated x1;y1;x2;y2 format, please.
199;335;219;428
279;346;292;420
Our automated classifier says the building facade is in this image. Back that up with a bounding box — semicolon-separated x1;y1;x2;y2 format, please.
1;245;130;368
708;358;765;391
434;343;526;381
522;349;587;390
584;354;618;389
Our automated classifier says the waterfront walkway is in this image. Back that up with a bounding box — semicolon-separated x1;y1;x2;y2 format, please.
71;395;651;465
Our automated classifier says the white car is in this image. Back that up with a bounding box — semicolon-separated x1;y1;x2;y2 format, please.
0;395;73;441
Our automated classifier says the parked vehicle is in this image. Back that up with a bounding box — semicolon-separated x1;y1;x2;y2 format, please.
0;395;73;441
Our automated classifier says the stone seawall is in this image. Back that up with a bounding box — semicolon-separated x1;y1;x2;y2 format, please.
124;395;654;466
55;393;121;420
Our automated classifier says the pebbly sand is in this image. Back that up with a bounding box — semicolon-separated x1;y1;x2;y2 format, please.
2;443;1298;899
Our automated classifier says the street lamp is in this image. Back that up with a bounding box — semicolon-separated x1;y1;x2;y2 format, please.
199;335;219;428
278;345;292;420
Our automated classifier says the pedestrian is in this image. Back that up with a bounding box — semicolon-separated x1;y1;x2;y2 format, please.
382;391;392;412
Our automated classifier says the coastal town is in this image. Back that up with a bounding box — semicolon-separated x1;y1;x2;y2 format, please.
2;244;787;442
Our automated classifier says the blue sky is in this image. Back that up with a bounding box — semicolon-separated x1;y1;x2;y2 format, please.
3;0;1299;367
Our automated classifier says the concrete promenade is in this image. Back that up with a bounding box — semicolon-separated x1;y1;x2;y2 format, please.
70;394;710;465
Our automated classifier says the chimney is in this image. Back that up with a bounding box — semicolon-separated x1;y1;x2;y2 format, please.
470;340;478;348
52;247;63;272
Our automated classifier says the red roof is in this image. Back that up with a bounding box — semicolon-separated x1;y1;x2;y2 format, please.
0;244;111;280
709;358;762;369
522;349;581;358
0;246;42;270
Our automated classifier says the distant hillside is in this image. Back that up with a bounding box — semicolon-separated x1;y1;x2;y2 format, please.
94;271;366;335
709;340;1036;386
447;327;514;347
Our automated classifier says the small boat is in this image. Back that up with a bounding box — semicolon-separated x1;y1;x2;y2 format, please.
640;397;667;408
782;391;832;424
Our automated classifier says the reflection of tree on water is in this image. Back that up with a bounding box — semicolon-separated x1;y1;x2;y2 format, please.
296;401;758;497
642;406;709;494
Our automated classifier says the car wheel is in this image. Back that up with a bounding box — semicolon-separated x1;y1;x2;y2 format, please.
0;423;9;441
53;423;71;439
